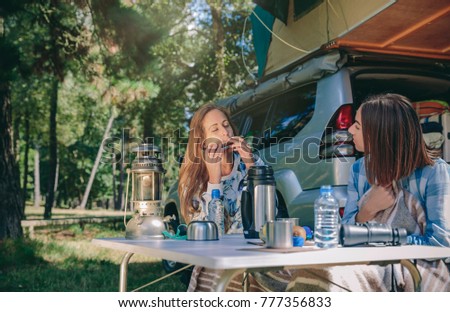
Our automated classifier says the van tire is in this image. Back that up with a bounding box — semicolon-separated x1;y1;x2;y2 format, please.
164;203;180;233
162;203;181;273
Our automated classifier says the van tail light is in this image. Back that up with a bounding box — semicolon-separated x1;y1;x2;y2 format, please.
320;104;355;158
335;105;353;129
339;207;345;218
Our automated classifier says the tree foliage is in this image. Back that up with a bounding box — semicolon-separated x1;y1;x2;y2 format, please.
2;0;257;231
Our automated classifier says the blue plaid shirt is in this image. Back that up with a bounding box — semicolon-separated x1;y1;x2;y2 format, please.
342;157;450;247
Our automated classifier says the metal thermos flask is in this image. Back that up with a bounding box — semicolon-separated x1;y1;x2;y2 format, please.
241;165;276;239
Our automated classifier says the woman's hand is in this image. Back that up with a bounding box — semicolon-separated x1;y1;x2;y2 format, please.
356;185;396;223
203;142;224;184
228;136;254;168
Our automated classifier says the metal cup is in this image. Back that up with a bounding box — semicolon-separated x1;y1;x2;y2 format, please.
266;220;293;249
277;217;299;229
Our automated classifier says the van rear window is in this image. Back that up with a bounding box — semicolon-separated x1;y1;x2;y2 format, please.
352;72;450;106
266;83;317;145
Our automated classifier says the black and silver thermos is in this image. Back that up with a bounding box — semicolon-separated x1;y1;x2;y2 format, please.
241;165;276;239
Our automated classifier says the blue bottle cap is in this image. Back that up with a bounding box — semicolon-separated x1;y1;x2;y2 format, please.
320;185;333;195
211;189;221;199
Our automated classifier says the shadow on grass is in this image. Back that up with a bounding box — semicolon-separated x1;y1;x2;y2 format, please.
0;238;188;292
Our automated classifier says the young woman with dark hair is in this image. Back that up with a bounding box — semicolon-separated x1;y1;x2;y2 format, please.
286;94;449;292
342;93;450;291
343;93;449;243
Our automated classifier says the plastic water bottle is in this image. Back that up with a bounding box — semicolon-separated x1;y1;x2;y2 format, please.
314;185;340;248
208;189;225;237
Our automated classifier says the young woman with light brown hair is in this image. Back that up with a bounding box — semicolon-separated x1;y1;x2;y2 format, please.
178;103;259;228
178;103;267;291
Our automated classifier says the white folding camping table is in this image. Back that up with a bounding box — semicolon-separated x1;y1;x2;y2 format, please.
92;234;450;292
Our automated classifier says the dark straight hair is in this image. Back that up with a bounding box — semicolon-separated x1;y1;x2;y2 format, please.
360;93;433;186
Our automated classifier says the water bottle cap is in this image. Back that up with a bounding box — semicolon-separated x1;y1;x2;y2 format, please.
320;185;333;195
211;189;221;199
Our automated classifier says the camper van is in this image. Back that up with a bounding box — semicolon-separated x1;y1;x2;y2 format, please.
164;49;450;220
161;0;450;272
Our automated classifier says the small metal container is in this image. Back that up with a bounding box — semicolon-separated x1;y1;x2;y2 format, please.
266;220;293;249
186;220;219;241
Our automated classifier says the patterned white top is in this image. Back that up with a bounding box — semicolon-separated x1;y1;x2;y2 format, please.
191;153;264;234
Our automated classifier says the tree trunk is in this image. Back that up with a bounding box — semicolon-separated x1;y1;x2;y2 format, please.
22;114;30;215
0;82;24;239
53;156;59;207
117;163;124;211
79;109;115;209
143;104;154;139
34;146;41;208
44;78;58;219
207;0;226;94
13;110;20;162
112;161;117;209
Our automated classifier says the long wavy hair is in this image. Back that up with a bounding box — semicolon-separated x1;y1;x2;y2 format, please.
360;93;433;186
178;103;238;223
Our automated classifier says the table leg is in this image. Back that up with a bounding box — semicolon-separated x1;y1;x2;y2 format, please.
243;272;249;292
119;252;135;292
400;259;421;292
215;269;246;292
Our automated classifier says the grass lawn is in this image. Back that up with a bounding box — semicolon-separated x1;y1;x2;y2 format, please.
0;206;188;292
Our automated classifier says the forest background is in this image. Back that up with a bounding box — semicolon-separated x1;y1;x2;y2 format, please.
0;0;258;240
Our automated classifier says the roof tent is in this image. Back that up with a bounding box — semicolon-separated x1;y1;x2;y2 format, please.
251;0;450;77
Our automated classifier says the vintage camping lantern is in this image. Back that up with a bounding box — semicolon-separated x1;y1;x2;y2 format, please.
125;144;167;239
